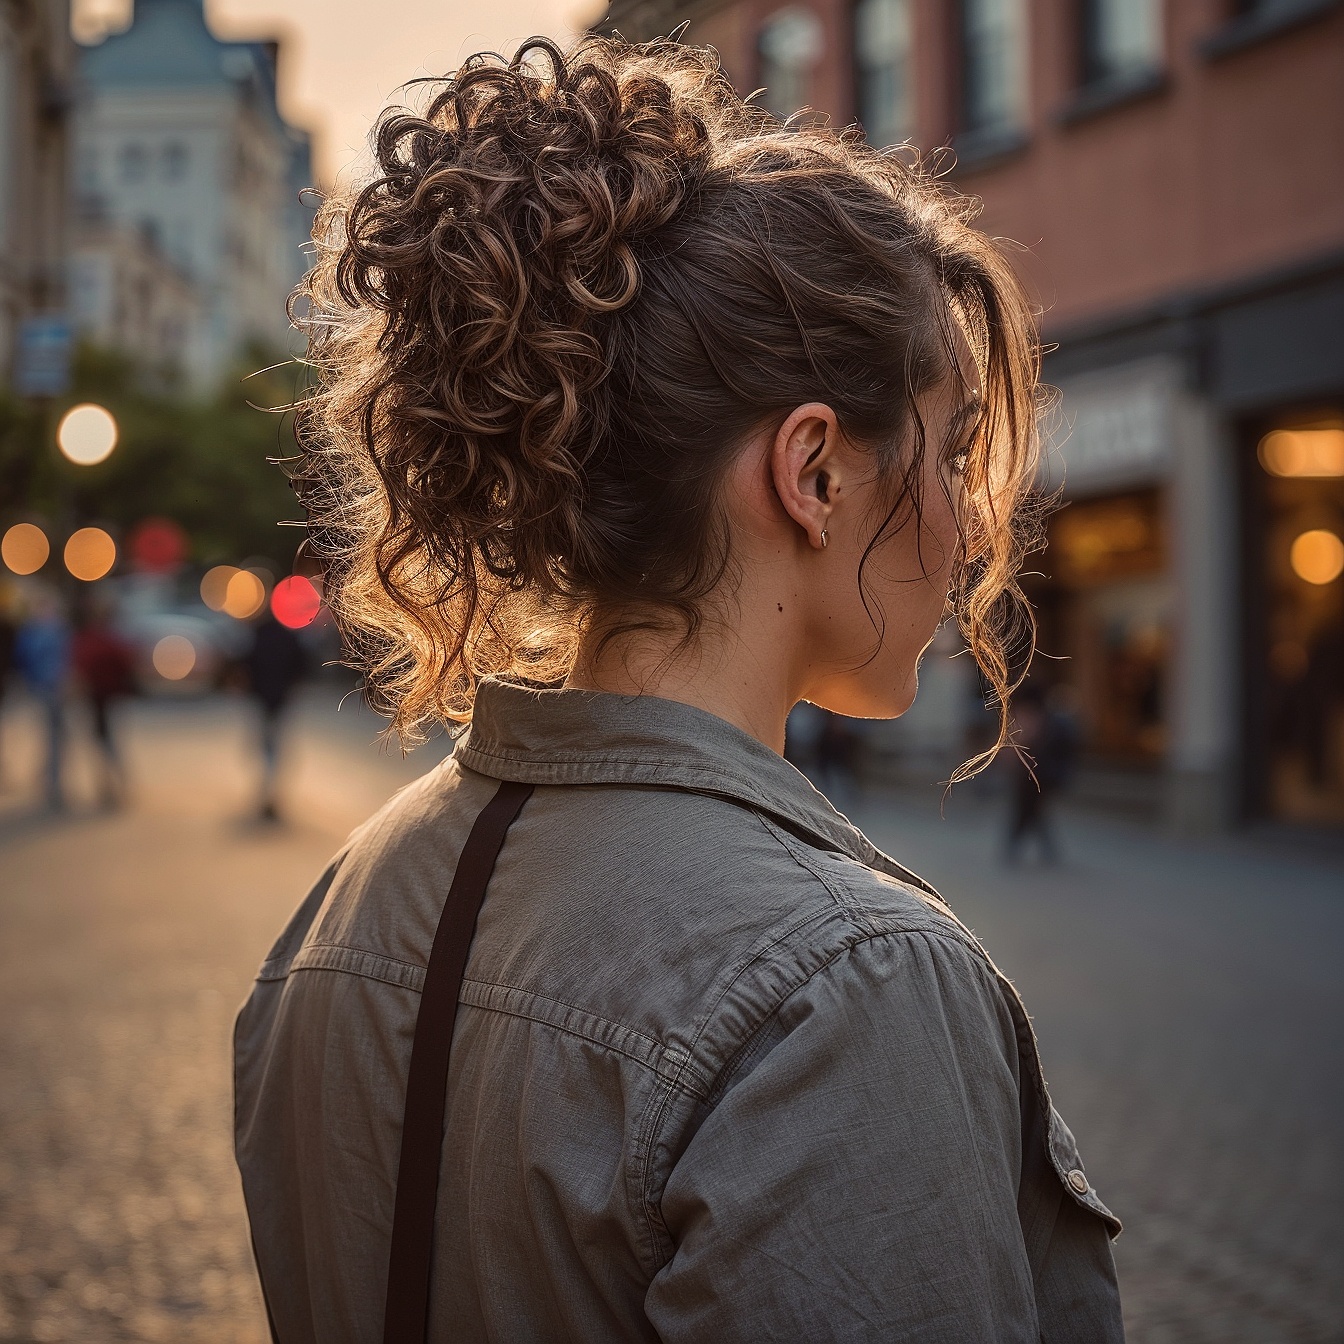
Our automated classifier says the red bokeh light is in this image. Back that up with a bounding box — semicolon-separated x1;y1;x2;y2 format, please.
270;575;321;629
130;516;187;573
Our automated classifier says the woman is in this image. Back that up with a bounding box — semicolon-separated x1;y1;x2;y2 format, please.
235;36;1123;1342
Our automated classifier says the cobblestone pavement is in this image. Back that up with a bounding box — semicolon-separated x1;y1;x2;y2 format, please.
0;688;1340;1343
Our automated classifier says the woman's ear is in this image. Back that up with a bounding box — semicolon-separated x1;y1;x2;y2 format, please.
770;403;842;550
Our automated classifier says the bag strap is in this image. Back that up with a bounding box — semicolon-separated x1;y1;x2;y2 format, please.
382;778;534;1344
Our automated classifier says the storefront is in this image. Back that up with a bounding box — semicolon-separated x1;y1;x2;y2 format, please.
1032;359;1180;809
1244;410;1344;826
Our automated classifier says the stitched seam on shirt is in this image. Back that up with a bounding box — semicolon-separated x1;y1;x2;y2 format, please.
762;816;949;927
637;897;857;1258
461;746;738;776
280;943;424;990
464;977;663;1052
457;980;681;1273
757;815;880;935
658;902;837;1101
459;977;668;1072
657;813;926;1100
724;926;1003;1103
260;948;678;1077
636;1076;683;1272
640;926;1009;1272
633;892;845;1271
459;748;857;841
456;988;666;1073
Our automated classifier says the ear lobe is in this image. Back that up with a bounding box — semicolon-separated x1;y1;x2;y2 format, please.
769;402;840;549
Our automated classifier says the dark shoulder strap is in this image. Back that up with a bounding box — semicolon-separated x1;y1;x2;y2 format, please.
382;778;534;1344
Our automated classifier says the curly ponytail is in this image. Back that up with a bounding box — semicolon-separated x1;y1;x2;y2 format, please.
293;35;1043;762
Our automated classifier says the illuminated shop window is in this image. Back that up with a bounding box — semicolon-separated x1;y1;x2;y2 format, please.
1258;413;1344;825
1033;490;1170;764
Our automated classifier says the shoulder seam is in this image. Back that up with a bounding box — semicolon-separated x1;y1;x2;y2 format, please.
639;923;1002;1268
699;924;999;1105
756;813;880;935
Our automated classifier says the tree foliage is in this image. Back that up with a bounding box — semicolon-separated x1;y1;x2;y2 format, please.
0;344;309;568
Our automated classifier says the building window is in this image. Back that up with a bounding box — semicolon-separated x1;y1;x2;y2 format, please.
1081;0;1160;84
119;143;147;183
162;142;189;181
855;0;914;147
77;148;100;193
757;8;825;121
959;0;1026;135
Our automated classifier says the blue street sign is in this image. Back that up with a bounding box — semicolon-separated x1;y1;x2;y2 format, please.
13;314;72;397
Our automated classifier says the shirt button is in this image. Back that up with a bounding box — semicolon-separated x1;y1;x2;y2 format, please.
1067;1169;1089;1194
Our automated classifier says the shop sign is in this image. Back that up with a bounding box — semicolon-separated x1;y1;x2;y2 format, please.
13;314;72;397
1046;361;1175;496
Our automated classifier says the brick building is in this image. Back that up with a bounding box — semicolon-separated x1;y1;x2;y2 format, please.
599;0;1344;830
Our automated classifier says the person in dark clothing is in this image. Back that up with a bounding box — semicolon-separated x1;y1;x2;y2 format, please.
0;597;17;790
1301;625;1344;791
1005;684;1080;864
244;614;307;820
72;603;137;807
815;708;864;808
14;591;71;810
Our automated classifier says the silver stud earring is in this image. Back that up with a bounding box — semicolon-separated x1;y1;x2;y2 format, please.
820;529;828;549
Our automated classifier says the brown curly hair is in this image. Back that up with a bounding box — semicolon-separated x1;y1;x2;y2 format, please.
293;34;1043;769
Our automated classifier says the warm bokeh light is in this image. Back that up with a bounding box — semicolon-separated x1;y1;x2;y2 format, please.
201;564;241;611
63;527;117;582
1259;427;1344;478
271;575;322;629
1290;529;1344;586
2;522;50;575
57;403;119;466
152;634;197;680
222;568;268;619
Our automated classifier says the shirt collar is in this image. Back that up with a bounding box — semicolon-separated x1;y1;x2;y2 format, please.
455;679;942;901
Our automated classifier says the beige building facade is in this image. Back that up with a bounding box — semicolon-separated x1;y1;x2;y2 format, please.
0;0;73;387
68;203;200;385
72;0;313;389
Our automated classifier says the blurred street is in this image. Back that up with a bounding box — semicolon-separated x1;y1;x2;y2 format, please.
0;688;1340;1344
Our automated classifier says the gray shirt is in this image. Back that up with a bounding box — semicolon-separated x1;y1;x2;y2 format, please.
235;680;1123;1341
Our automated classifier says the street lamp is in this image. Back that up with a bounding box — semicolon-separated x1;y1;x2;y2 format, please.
57;403;118;465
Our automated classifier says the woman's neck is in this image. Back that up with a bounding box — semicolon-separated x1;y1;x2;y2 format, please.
565;606;800;754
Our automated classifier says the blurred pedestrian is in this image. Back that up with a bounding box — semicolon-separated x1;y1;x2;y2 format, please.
245;612;307;821
237;41;1121;1344
1005;684;1080;864
13;589;71;810
782;699;825;771
816;708;864;809
72;597;137;808
0;583;17;790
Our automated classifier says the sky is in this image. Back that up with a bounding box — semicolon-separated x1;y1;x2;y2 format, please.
72;0;605;186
